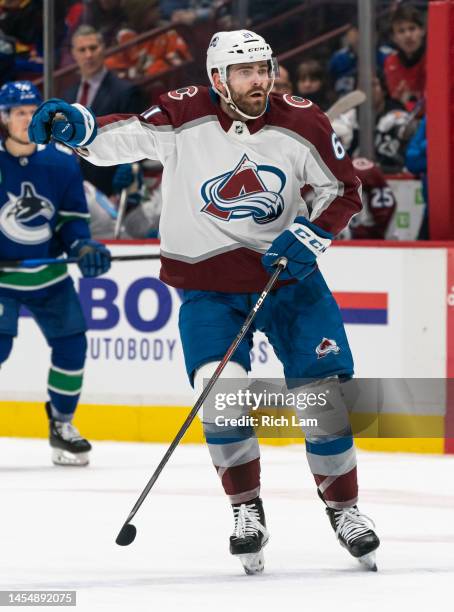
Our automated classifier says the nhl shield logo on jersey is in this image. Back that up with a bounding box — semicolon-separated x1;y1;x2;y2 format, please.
201;154;286;224
0;182;55;245
315;337;340;359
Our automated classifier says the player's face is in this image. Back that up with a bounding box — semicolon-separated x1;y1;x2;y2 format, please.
392;21;425;56
7;105;37;144
227;61;271;117
72;34;105;78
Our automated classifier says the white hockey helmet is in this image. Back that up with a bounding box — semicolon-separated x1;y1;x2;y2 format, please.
206;30;278;120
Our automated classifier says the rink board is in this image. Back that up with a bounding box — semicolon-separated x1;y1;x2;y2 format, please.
0;241;453;454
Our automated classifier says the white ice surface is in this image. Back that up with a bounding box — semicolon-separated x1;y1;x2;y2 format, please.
0;439;453;612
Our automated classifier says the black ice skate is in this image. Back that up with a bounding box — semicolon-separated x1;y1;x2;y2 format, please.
326;505;380;571
230;497;269;575
45;402;92;466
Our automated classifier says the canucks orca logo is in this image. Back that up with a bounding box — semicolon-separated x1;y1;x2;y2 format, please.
201;154;286;224
0;182;55;245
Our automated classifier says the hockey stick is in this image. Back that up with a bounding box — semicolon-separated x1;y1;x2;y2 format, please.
325;89;366;121
0;253;160;270
114;189;129;240
115;257;288;547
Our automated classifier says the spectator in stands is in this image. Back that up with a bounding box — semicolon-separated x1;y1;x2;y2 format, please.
0;0;41;51
374;73;411;172
329;26;358;96
272;64;292;95
0;29;15;84
331;74;410;171
329;25;393;96
85;0;129;48
105;26;192;79
122;0;160;32
65;1;84;33
58;2;86;67
0;0;73;74
0;0;42;76
374;73;405;119
384;5;426;109
405;116;428;239
247;0;301;24
295;59;334;111
62;25;146;195
160;0;217;25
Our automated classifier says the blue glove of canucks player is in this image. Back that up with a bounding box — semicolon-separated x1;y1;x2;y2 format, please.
70;239;111;278
112;164;135;192
262;216;333;281
28;99;97;147
112;163;143;208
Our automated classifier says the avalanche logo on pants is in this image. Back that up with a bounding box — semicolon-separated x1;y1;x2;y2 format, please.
316;337;340;359
200;154;286;224
0;182;55;245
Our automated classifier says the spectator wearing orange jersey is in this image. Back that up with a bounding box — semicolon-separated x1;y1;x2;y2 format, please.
105;27;192;78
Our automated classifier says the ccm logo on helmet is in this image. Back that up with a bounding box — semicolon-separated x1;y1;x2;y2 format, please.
168;86;198;100
247;46;266;52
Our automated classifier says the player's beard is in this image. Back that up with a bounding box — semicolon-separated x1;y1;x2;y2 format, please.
230;86;268;118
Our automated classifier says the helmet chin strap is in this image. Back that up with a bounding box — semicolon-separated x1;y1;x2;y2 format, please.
217;77;275;121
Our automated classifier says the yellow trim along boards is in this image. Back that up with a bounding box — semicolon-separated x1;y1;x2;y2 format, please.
0;401;444;454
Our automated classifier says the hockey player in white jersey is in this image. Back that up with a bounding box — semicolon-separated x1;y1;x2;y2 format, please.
29;30;380;572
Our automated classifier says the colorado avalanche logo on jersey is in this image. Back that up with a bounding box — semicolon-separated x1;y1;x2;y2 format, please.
315;338;340;359
201;154;286;224
0;182;55;245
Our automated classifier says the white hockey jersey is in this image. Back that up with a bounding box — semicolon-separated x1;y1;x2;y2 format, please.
79;87;362;292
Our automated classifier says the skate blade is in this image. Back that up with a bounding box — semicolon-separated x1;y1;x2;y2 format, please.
52;449;89;467
237;534;269;575
358;551;377;572
239;550;265;575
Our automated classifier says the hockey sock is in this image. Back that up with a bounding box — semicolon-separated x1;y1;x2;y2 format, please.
305;433;359;509
203;422;261;504
47;333;87;421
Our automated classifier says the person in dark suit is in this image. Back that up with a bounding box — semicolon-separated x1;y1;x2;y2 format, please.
63;24;146;195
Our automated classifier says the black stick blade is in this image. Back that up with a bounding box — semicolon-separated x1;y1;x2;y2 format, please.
116;523;137;546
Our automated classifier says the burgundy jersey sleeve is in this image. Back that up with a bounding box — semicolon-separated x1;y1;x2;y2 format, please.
350;157;396;239
269;96;363;235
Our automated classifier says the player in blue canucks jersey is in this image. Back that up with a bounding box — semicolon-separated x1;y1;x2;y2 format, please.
0;81;111;466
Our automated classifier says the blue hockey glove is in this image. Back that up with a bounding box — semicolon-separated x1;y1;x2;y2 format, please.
112;164;135;192
262;217;333;281
28;99;97;147
70;239;111;278
112;163;144;209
